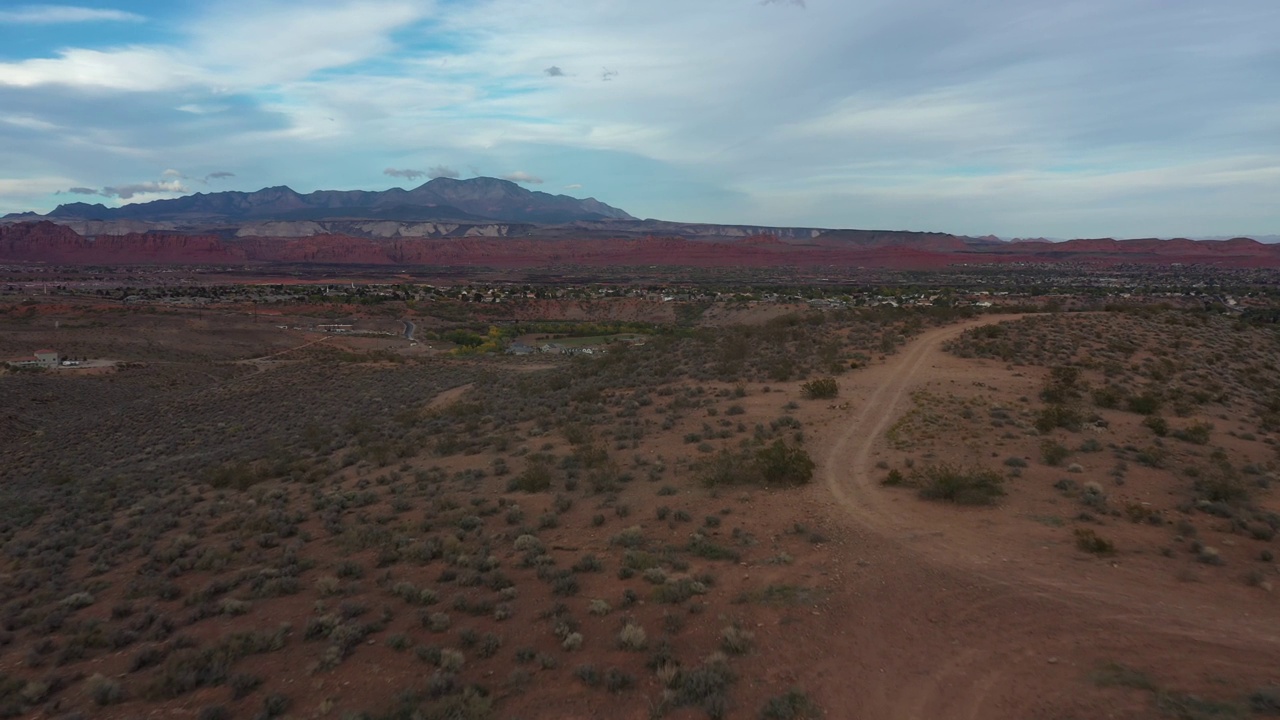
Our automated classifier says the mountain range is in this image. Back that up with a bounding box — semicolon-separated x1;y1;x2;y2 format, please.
6;177;634;225
2;177;1278;269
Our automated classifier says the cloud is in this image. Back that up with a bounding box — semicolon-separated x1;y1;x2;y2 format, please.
205;171;235;181
0;1;426;91
63;187;98;195
428;165;460;179
0;5;145;24
384;167;426;180
563;183;582;190
100;180;188;200
0;47;200;91
501;171;543;184
1;1;1279;236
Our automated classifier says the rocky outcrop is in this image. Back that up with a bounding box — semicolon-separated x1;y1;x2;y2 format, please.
3;221;1279;269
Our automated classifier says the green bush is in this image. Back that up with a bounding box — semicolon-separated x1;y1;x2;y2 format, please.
754;440;815;486
801;377;838;400
915;464;1005;505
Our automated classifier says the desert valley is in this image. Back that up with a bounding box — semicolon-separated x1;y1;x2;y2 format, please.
1;176;1279;720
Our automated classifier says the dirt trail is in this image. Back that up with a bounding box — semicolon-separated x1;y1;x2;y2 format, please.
425;383;474;412
811;315;1280;719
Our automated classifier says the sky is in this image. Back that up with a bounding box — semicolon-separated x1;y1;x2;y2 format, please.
0;0;1277;239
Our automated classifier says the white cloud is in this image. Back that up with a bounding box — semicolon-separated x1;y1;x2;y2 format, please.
384;167;426;180
0;47;199;91
1;0;1278;236
0;1;429;91
101;180;188;199
501;171;543;184
192;1;431;86
0;5;144;24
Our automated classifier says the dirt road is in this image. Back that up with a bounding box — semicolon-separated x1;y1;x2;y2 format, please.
803;315;1280;719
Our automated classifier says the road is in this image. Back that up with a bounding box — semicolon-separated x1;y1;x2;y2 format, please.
402;319;416;341
813;314;1280;719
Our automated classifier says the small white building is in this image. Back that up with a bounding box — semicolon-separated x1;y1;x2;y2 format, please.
5;349;59;369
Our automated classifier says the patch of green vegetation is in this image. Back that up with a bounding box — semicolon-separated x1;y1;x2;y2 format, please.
700;440;814;488
913;464;1006;506
800;377;838;400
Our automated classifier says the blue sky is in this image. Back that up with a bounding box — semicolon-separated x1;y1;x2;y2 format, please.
0;0;1277;238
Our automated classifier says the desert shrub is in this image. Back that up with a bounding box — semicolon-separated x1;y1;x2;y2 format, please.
562;632;583;651
1074;529;1115;556
1035;404;1083;433
513;534;543;553
653;578;707;604
699;440;813;487
617;623;647;651
1172;422;1213;445
688;535;740;562
437;648;464;673
1249;687;1280;715
575;664;600;687
1127;392;1162;415
572;554;603;573
87;673;124;706
1143;416;1169;437
610;526;645;549
720;625;754;655
801;377;838;400
510;464;553;493
672;654;735;717
259;692;291;718
1195;473;1250;505
1154;691;1243;719
1090;383;1126;409
914;465;1005;506
229;672;262;700
760;689;822;720
754;440;815;486
605;667;635;693
1040;440;1070;467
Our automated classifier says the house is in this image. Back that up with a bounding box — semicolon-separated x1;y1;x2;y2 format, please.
5;349;59;369
507;343;535;356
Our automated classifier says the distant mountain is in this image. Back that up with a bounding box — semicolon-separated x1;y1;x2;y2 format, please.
16;177;635;225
